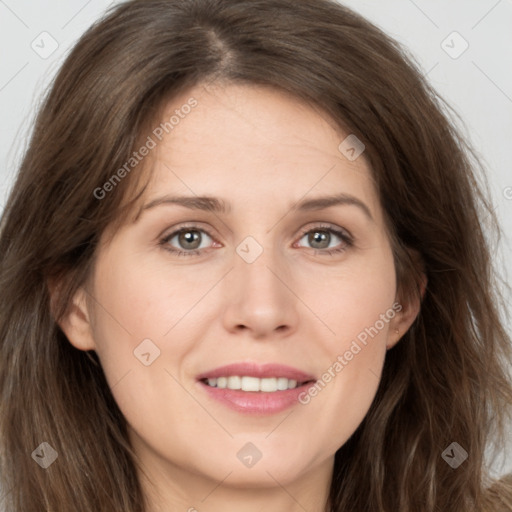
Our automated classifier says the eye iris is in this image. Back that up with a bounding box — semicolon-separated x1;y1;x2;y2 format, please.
309;230;330;249
179;230;201;250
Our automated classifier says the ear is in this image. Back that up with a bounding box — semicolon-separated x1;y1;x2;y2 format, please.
48;278;97;352
386;249;427;350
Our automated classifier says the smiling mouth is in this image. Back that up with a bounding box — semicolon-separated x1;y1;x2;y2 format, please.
200;376;315;392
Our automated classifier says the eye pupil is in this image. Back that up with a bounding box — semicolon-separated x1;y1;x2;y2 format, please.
309;230;329;249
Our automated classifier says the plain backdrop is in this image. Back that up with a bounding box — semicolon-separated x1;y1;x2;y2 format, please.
0;0;511;477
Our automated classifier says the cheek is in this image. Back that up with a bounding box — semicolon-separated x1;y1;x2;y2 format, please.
87;249;221;409
91;250;209;347
86;253;177;387
296;247;396;451
320;242;397;353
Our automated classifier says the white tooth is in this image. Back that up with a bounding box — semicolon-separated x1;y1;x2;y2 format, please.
241;376;260;392
287;379;298;389
276;377;289;390
206;376;302;392
227;376;242;390
260;377;278;392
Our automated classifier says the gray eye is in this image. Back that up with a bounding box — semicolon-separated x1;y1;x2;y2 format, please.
166;229;213;251
298;229;341;250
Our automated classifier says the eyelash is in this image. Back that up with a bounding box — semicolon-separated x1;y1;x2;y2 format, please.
159;223;354;258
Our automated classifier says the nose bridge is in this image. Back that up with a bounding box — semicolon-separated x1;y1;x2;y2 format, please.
222;234;298;336
234;235;286;299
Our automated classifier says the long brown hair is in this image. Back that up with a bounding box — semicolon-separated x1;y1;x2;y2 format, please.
1;0;511;510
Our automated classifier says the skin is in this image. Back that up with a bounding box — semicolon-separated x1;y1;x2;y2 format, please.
57;82;423;512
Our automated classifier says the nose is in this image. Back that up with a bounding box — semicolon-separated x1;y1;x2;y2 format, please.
221;243;300;340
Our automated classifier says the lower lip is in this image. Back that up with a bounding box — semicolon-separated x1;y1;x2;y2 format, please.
197;380;316;415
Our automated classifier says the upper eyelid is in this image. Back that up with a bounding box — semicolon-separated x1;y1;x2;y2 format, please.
161;223;216;241
297;223;352;238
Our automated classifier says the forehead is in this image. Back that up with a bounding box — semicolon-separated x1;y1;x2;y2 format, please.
155;82;353;163
123;82;382;228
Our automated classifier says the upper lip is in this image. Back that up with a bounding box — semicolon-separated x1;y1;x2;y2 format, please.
196;362;316;383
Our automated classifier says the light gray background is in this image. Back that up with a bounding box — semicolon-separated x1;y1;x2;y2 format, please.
0;0;511;477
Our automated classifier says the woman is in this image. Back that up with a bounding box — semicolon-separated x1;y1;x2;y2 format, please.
0;0;511;510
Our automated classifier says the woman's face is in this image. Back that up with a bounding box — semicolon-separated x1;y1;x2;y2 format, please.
61;82;419;499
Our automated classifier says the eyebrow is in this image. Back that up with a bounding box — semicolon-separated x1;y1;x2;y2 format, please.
135;192;374;222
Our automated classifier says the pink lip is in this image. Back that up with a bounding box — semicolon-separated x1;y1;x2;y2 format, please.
196;362;316;382
196;362;317;415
